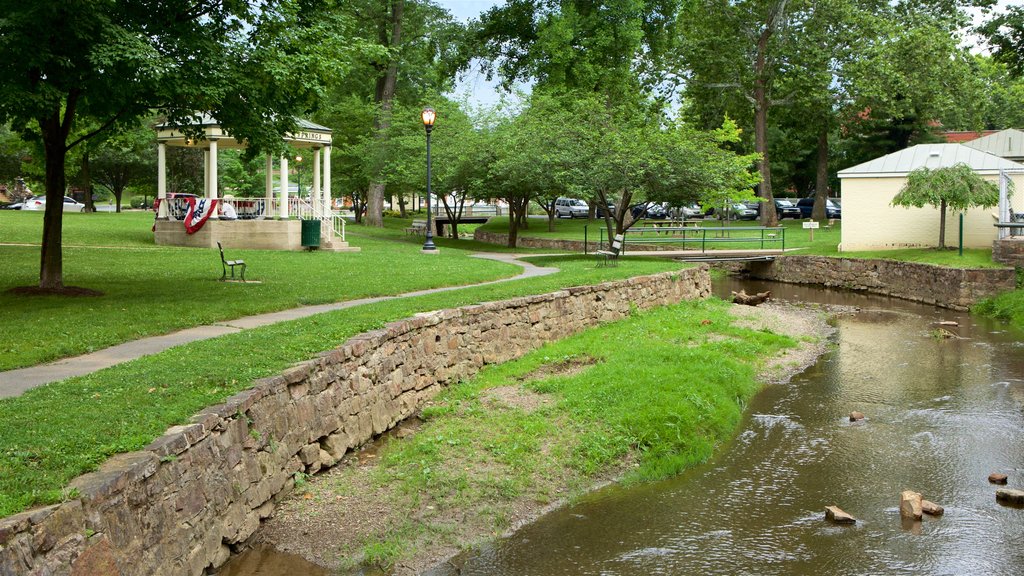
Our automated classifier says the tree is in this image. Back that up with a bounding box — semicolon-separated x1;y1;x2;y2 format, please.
980;5;1024;76
85;124;155;212
0;1;360;291
891;163;1000;249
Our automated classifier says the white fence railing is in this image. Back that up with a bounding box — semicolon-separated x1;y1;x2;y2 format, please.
160;197;346;242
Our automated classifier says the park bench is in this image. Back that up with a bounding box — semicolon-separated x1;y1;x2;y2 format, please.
404;219;427;235
218;242;246;282
595;233;624;266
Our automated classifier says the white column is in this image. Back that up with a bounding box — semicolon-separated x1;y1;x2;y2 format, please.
209;139;219;216
265;155;274;220
280;155;289;219
157;143;168;219
323;145;331;212
312;148;321;212
203;149;210;197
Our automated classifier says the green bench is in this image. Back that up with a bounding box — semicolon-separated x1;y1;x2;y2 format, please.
218;242;246;282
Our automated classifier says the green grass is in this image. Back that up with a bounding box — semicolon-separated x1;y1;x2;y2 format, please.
974;269;1024;328
0;255;688;517
0;212;527;370
346;299;795;566
478;217;1007;269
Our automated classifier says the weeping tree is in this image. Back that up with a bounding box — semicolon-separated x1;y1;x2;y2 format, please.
891;163;1000;249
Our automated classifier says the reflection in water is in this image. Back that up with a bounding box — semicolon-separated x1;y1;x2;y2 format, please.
216;545;328;576
426;278;1024;576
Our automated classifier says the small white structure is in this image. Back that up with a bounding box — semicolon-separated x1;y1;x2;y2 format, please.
154;114;356;251
837;143;1024;251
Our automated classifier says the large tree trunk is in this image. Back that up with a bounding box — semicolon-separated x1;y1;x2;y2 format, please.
753;0;790;228
365;0;404;227
811;127;830;221
39;107;71;290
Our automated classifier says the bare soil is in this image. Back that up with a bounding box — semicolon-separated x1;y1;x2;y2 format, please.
253;302;840;575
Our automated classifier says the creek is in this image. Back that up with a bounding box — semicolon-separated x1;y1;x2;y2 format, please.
222;278;1024;575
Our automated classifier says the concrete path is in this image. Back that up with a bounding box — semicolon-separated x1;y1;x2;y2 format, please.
0;253;559;399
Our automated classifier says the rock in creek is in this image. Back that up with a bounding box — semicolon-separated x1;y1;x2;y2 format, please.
938;320;959;326
849;411;865;422
989;473;1009;485
900;490;923;521
921;500;944;516
825;506;857;524
995;488;1024;505
732;290;771;306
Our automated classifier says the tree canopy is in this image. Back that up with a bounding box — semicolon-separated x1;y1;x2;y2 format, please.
891;163;1001;249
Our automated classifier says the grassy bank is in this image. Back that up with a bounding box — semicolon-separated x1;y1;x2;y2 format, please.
264;299;816;571
0;212;525;370
0;256;688;518
974;269;1024;328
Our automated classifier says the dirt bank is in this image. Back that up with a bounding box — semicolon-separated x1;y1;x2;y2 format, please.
251;301;840;575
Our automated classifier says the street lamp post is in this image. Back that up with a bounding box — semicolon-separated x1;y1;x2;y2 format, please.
295;155;303;199
421;107;438;253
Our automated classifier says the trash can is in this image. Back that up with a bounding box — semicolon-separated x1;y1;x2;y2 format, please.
301;219;321;249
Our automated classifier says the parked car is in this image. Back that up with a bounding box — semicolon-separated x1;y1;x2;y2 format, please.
554;197;589;219
796;197;841;219
774;199;801;219
0;201;23;210
631;203;668;220
722;203;758;220
679;204;703;219
21;195;85;212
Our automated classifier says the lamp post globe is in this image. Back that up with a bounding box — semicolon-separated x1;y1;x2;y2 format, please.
421;107;438;252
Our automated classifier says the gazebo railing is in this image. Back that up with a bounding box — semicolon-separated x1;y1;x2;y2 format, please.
160;197;347;241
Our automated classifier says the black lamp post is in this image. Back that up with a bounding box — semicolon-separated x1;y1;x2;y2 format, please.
421;107;438;252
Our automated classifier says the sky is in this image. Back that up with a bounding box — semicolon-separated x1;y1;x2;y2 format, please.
437;0;510;107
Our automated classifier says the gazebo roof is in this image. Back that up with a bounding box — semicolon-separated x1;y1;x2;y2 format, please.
156;113;332;149
837;143;1023;179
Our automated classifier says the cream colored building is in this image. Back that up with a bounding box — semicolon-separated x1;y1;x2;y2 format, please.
838;144;1024;251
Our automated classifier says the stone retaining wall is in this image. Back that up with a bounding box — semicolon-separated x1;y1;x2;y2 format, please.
741;256;1014;310
0;269;710;576
993;238;1024;268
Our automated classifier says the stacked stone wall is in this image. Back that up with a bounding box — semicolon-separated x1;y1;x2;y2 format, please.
0;268;709;576
473;229;668;252
742;256;1014;310
993;238;1024;268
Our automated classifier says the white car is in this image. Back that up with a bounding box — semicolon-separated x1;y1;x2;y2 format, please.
21;196;86;212
554;197;589;219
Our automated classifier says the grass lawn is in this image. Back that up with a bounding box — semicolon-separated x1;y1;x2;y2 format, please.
477;216;1007;269
286;299;799;569
0;253;690;517
0;212;527;370
974;270;1024;328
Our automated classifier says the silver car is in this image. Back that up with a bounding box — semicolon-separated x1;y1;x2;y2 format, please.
21;196;86;212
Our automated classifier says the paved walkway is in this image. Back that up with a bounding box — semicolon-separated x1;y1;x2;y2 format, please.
0;253;559;399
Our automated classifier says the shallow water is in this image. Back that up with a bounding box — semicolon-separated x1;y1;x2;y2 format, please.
425;279;1024;576
221;279;1024;575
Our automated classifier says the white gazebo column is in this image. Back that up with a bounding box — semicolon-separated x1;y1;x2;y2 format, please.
280;155;289;219
265;155;274;220
209;139;219;215
203;149;210;197
157;143;168;219
323;145;331;212
312;148;321;212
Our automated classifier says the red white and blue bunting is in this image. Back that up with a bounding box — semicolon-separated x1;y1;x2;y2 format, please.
184;198;219;234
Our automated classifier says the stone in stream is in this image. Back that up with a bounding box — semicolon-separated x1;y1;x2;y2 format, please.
849;411;865;422
995;488;1024;506
988;473;1009;485
921;500;944;516
900;490;923;521
825;506;857;524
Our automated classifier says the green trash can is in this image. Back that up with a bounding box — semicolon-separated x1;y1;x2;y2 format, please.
301;219;321;249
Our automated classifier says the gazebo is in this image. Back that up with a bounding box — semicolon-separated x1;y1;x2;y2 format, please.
154;114;356;251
